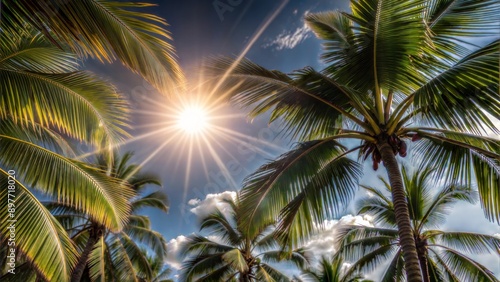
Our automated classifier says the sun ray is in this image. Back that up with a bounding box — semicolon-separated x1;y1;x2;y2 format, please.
206;0;290;105
122;131;183;183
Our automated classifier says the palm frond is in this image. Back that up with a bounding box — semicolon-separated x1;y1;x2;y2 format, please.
131;191;169;213
0;69;129;145
435;247;499;281
0;136;134;231
205;57;369;139
419;183;477;230
2;0;184;94
428;232;500;255
256;263;291;282
412;40;500;135
0;169;77;281
239;139;361;245
412;130;500;222
199;208;241;246
88;236;107;282
124;226;167;259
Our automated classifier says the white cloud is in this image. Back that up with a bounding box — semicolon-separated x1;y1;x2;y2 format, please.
303;215;374;264
189;191;237;219
187;198;200;206
263;22;311;50
165;235;188;270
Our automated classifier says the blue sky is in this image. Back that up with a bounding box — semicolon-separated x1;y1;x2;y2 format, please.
85;0;500;278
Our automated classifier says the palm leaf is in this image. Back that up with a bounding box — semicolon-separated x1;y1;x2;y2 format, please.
239;139;361;245
2;0;184;94
435;247;498;281
412;41;500;135
428;232;500;255
256;263;291;282
412;131;500;222
0;169;77;281
0;135;135;231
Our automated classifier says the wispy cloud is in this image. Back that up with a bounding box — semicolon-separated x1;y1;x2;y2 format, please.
263;22;311;51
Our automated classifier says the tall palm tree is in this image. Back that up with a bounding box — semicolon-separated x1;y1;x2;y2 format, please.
205;1;499;281
0;152;168;282
1;0;184;94
295;254;372;282
179;198;310;282
0;31;133;281
338;166;500;281
59;152;169;282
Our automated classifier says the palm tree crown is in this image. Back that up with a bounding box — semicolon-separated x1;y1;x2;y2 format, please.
339;166;500;281
296;254;372;282
180;197;310;282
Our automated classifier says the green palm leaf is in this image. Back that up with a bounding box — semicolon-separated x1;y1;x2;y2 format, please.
240;139;361;245
0;135;135;231
2;0;184;94
436;248;498;281
0;169;77;281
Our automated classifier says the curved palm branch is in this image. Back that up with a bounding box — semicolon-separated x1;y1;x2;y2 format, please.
2;0;185;94
0;170;77;281
0;33;129;145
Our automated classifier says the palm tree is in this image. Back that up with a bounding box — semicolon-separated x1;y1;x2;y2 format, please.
179;198;310;281
1;0;184;94
295;254;372;282
0;152;168;282
205;1;499;281
58;152;169;282
138;255;175;282
338;166;500;281
0;31;133;281
1;0;184;279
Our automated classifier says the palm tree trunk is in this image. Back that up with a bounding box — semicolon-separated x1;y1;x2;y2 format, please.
377;137;423;282
418;252;429;282
71;227;102;282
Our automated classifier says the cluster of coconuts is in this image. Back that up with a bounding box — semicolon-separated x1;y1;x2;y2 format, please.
369;134;423;170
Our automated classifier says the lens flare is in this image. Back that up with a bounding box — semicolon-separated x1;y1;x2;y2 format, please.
177;105;209;134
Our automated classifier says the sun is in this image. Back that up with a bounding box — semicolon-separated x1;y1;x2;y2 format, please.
176;105;209;134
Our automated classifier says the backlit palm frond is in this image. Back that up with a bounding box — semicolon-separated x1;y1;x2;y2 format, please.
432;248;499;281
427;232;500;255
419;184;477;230
205;57;367;140
239;139;361;245
0;33;78;73
313;0;427;94
2;0;185;94
88;236;107;282
120;234;154;281
131;191;169;213
0;117;76;157
199;208;241;246
412;130;500;222
179;253;228;282
123;226;167;259
412;40;500;135
256;263;291;282
0;33;130;145
0;136;135;231
0;169;77;282
107;237;139;282
426;0;500;38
